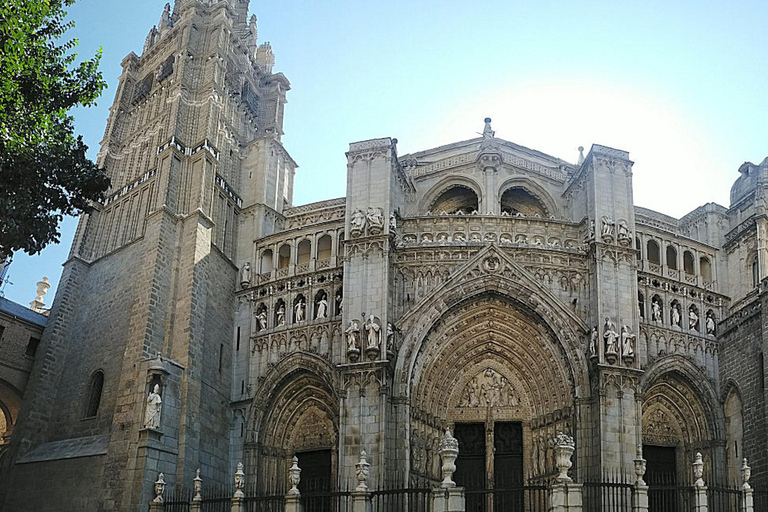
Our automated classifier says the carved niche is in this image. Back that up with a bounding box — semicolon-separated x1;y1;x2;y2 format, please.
458;368;521;408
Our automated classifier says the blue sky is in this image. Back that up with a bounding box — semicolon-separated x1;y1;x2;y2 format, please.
4;0;767;305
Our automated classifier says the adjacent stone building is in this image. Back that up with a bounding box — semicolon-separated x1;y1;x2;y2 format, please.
2;1;768;510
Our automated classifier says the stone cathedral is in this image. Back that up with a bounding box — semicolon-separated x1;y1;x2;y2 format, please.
2;1;768;510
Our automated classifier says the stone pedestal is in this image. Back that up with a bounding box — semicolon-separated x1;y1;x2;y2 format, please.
148;502;165;512
351;490;372;512
743;488;754;512
431;487;465;512
632;484;648;512
285;495;302;512
548;483;583;512
190;502;202;512
230;496;245;512
694;486;708;512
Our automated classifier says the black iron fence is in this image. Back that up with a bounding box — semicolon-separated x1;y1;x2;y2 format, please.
164;487;192;512
646;484;695;512
463;485;549;512
243;493;285;512
582;480;634;512
755;488;768;511
707;485;742;512
299;489;352;512
371;487;431;512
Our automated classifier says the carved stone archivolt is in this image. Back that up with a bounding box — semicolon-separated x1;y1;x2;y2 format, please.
457;368;522;408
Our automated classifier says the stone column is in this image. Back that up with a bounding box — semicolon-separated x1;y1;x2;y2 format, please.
431;429;466;512
285;456;303;512
351;451;372;512
741;458;753;512
148;473;166;512
231;462;246;512
632;447;648;512
692;453;708;512
549;433;583;512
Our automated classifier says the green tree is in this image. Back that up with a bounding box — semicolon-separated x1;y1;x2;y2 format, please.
0;0;109;258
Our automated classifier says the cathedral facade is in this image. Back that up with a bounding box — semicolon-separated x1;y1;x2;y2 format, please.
2;1;768;510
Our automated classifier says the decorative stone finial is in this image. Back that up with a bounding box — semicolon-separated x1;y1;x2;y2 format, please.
553;432;575;483
741;458;751;490
438;428;459;488
153;473;166;503
288;455;302;496
193;468;202;502
693;452;705;487
29;276;50;313
577;146;585;165
234;462;245;499
355;450;371;492
633;445;647;486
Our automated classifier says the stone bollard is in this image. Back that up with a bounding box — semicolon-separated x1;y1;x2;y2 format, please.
632;446;649;512
351;450;372;512
432;428;466;512
149;472;166;512
190;469;202;512
231;462;246;512
692;453;708;512
742;458;753;512
549;433;583;512
285;456;303;512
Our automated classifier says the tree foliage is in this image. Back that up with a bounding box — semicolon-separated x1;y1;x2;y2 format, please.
0;0;109;258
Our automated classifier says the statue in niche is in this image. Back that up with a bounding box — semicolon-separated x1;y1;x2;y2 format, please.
144;384;163;429
239;262;251;289
454;232;466;242
603;318;619;357
350;209;366;235
600;216;614;239
706;312;716;335
584;220;595;242
389;212;397;231
651;299;662;322
295;300;306;322
335;291;343;315
671;303;681;327
346;319;360;351
365;315;381;349
617;219;630;240
515;234;527;244
256;308;268;331
386;323;396;354
367;207;384;234
589;326;598;358
276;304;286;326
621;325;636;358
316;294;328;319
689;308;699;330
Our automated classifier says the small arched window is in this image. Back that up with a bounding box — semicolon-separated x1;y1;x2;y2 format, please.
317;235;332;261
666;246;678;270
260;249;273;274
752;258;760;288
647;240;660;265
278;244;291;270
297;239;311;265
683;251;695;275
700;257;712;282
84;371;104;418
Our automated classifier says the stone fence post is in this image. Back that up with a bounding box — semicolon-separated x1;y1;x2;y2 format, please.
741;458;753;512
632;447;648;512
548;433;582;512
190;469;203;512
351;450;372;512
285;455;303;512
692;453;708;512
431;428;465;512
231;462;246;512
149;472;166;512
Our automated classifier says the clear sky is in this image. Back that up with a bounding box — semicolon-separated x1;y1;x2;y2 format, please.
3;0;767;306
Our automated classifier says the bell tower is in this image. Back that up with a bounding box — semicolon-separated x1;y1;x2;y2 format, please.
3;2;295;511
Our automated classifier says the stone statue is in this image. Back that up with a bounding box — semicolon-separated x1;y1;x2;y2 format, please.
706;313;716;334
386;322;395;353
239;262;251;289
365;315;381;349
601;216;614;239
481;117;495;139
389;213;397;231
617;220;630;240
367;207;384;233
295;300;306;322
671;303;681;326
589;326;598;357
603;318;619;356
651;299;662;322
346;320;360;350
621;325;636;358
335;293;343;315
316;295;328;319
256;309;268;331
145;384;162;429
276;304;286;326
350;209;366;234
689;308;699;330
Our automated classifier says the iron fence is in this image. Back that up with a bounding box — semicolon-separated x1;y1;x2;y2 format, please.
755;488;768;511
299;489;352;512
200;486;234;512
164;487;192;512
243;493;285;512
371;487;431;512
463;485;549;512
646;484;694;512
707;485;742;512
582;480;634;512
